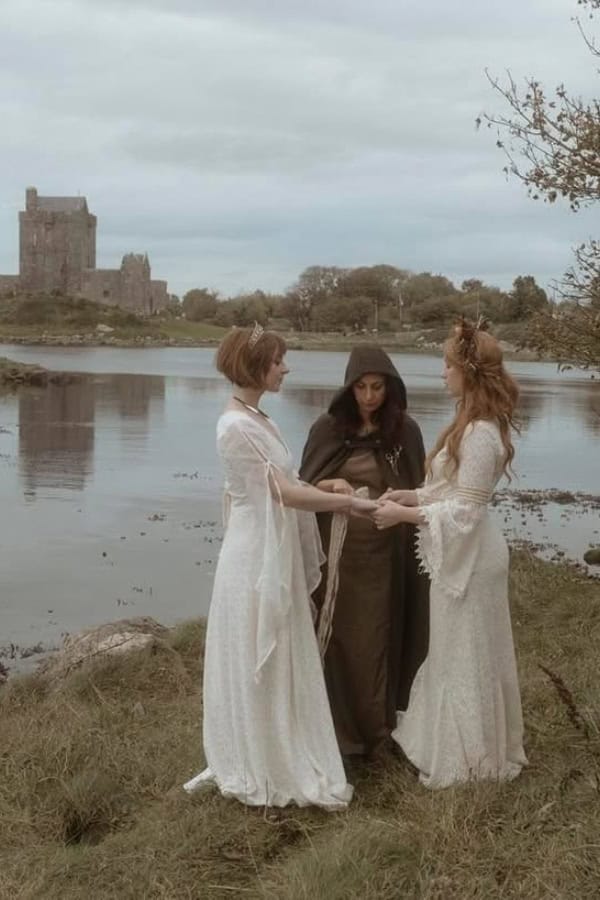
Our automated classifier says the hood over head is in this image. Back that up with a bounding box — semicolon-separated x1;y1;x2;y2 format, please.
329;345;407;413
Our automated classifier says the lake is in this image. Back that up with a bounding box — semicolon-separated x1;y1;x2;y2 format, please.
0;344;598;666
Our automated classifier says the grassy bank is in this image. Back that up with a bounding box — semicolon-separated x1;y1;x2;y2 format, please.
0;319;227;346
0;295;540;356
0;356;80;388
2;551;599;899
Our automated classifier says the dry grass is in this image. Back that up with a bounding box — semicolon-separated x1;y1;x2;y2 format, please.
1;553;599;899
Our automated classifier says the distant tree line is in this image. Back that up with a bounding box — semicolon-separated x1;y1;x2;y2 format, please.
177;265;550;334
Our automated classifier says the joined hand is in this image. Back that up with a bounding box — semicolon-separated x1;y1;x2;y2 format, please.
372;500;405;530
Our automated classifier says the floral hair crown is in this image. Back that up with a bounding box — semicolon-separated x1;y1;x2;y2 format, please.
248;321;264;349
453;315;489;374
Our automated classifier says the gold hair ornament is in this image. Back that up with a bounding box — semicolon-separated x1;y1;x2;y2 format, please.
248;321;264;349
454;315;489;374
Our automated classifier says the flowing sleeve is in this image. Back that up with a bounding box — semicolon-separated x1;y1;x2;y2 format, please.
416;422;502;600
416;471;446;506
218;418;317;682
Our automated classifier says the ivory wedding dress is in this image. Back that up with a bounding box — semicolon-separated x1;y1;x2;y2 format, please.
184;410;352;809
393;420;527;788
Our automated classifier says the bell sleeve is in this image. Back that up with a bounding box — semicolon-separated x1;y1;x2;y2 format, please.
416;423;501;600
218;419;318;682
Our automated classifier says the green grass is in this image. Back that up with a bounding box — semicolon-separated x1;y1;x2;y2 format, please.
0;295;537;355
155;319;228;341
0;294;227;346
1;552;599;898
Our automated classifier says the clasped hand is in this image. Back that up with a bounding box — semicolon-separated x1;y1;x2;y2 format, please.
349;489;413;530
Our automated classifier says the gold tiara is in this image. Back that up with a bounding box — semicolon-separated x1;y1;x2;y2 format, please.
454;315;489;373
248;321;264;349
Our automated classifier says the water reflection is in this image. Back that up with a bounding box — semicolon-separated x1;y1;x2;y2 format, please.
583;382;600;435
17;373;168;494
18;382;96;492
11;366;599;499
515;390;545;430
97;374;165;420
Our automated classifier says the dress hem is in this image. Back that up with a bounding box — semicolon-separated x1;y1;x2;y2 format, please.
183;767;352;811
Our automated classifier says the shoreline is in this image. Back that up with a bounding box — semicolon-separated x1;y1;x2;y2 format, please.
0;354;85;387
2;525;598;683
2;550;600;898
0;331;545;361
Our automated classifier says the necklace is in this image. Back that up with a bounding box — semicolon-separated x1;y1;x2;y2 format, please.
233;396;270;419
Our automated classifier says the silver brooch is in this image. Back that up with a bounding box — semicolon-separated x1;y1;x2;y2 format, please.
385;446;403;474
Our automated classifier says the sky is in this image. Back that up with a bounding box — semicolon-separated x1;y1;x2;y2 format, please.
0;0;597;299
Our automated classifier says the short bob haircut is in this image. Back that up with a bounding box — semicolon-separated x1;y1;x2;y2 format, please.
215;326;287;389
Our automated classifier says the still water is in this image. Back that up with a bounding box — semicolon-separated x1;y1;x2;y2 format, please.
0;345;598;661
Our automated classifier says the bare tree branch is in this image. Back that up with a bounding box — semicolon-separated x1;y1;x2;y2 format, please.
482;0;600;370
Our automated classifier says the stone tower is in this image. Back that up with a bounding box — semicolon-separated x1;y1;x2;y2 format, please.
19;186;97;295
120;253;152;313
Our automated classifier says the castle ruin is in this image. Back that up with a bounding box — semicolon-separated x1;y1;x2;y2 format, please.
0;187;168;313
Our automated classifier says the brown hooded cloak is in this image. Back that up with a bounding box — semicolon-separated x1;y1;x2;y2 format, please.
300;345;430;756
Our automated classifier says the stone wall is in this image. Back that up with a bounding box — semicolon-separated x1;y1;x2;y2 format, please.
150;280;168;313
0;275;19;295
80;259;168;315
81;269;123;307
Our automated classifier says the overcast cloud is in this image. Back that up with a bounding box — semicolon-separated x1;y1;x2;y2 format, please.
0;0;596;297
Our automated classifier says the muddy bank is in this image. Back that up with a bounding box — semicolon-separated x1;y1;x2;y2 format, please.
493;489;600;576
493;488;600;512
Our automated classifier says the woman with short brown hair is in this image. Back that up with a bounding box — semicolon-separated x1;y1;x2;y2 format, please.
184;325;377;809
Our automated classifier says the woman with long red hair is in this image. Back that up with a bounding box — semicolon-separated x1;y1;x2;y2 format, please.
372;319;527;788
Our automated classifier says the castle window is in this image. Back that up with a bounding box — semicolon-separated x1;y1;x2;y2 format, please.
103;289;110;298
32;233;37;247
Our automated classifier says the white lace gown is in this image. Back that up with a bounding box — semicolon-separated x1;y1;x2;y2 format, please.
184;410;352;809
393;419;527;788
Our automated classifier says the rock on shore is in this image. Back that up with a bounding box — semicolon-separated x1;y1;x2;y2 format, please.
37;617;169;681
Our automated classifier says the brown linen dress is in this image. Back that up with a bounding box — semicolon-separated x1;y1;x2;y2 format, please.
300;345;430;758
325;448;394;755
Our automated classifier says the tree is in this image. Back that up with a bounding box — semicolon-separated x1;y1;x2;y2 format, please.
459;280;513;322
213;300;237;328
399;273;459;326
508;275;548;319
159;294;182;318
416;296;460;325
481;0;600;368
525;301;600;370
401;273;457;309
283;266;347;331
232;291;270;326
182;288;219;321
338;265;409;330
312;295;372;332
